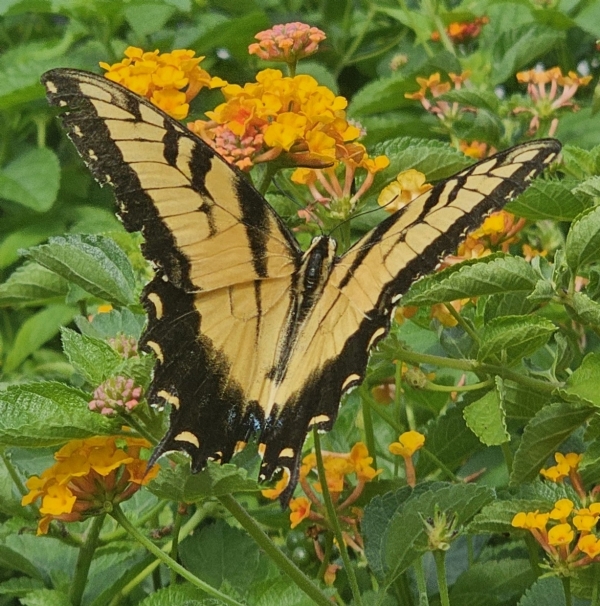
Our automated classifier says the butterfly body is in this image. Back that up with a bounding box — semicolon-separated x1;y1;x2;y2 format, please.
42;68;561;502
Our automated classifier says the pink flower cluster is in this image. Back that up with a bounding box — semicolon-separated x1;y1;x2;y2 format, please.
88;376;142;416
248;22;326;63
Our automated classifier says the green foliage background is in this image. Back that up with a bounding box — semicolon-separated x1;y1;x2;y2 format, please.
2;0;600;605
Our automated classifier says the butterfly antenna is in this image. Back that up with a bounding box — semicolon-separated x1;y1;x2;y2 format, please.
272;175;324;236
328;195;399;239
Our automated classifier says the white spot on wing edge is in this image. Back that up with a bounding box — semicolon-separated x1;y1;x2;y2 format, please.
308;414;331;428
279;447;294;459
342;374;361;391
368;327;386;350
45;80;57;93
174;431;200;448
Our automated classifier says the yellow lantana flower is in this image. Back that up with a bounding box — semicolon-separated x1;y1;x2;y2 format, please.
389;431;426;458
289;496;311;528
377;169;433;213
548;523;574;547
578;534;600;558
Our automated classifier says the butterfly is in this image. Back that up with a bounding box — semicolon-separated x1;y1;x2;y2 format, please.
42;68;561;503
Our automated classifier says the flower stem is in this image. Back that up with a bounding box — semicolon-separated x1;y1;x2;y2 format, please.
111;504;243;606
360;385;378;473
433;550;450;606
218;493;333;606
413;555;430;606
562;576;572;606
170;505;184;585
314;428;363;606
69;514;106;606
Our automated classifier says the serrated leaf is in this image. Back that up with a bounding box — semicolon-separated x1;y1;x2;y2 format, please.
61;327;123;384
468;498;554;535
477;316;556;363
573;175;600;197
0;148;60;211
248;576;320;606
136;584;208;606
506;180;589;222
0;382;115;447
0;577;45;597
558;352;600;407
403;254;538;306
20;589;71;606
75;308;146;340
518;577;566;606
561;145;598;180
463;384;509;446
26;234;136;306
438;89;499;113
566;291;600;327
383;483;494;583
0;262;69;307
4;304;76;372
148;462;259;503
510;402;594;486
347;73;413;116
450;559;536;606
179;520;263;596
370;137;471;184
566;206;600;271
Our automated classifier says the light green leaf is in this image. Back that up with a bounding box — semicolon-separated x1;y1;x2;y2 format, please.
26;234;136;306
510;402;594;486
123;3;176;37
0;545;43;579
0;220;64;269
566;292;600;327
20;589;71;606
573;176;600;198
463;381;509;446
0;382;115;447
4;304;76;372
0;148;60;211
561;145;598;180
403;254;538;306
566;206;600;271
559;353;600;407
506;180;590;222
477;316;556;363
136;584;208;606
0;577;45;598
438;89;499;113
573;1;600;36
0;262;69;307
61;327;123;384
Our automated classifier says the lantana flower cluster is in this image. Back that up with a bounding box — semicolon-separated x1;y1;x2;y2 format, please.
511;452;600;571
514;67;592;137
431;16;489;44
88;375;143;416
22;436;159;535
100;46;226;119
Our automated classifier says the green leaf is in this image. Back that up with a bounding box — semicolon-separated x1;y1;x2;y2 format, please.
370;137;471;184
403;254;538;306
559;353;600;407
383;483;494;583
136;584;208;606
477;316;556;363
416;406;482;477
463;381;509;446
573;0;600;36
0;545;44;579
518;577;566;606
248;576;320;606
148;463;259;503
566;206;600;271
468;498;555;535
438;89;499;113
26;234;137;306
0;577;45;598
0;262;69;307
4;304;76;372
0;382;115;447
348;74;415;116
61;327;123;384
179;520;264;596
20;589;71;606
450;559;536;606
566;291;600;327
74;308;146;340
561;145;599;180
510;402;594;486
0;148;60;211
123;3;176;37
0;220;65;269
573;175;600;198
506;180;590;222
483;291;536;323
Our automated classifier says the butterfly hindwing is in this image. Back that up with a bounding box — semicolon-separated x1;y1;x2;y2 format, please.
42;68;561;503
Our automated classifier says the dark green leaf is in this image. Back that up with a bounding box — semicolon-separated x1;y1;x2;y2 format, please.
383;483;494;583
518;577;566;606
136;584;208;606
438;89;499;113
0;577;46;597
348;74;413;116
61;327;123;384
506;180;589;222
566;206;600;271
0;382;115;447
0;148;60;211
0;262;69;307
26;234;137;306
403;254;538;307
561;145;598;180
4;304;76;372
20;589;71;606
477;316;556;363
468;498;554;535
566;292;600;327
510;402;594;485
